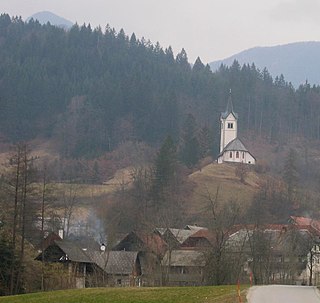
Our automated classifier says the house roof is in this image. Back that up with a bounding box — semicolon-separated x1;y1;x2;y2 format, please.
167;229;196;244
135;232;168;255
162;250;205;267
290;216;320;236
114;231;167;256
89;250;139;275
155;228;167;236
181;229;216;248
67;234;101;251
38;237;140;274
40;232;62;251
184;225;207;232
53;240;93;263
226;223;318;255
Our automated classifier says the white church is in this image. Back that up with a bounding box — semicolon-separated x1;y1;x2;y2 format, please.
217;93;256;165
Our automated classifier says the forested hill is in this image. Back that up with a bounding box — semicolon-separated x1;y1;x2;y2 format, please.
1;14;320;159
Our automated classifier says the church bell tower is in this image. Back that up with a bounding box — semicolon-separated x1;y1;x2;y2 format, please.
220;91;238;152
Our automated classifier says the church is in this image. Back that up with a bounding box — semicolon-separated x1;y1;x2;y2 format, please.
217;93;256;165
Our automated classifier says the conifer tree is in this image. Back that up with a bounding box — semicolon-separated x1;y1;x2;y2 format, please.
179;114;200;168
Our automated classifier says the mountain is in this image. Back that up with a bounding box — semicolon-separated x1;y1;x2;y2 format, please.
209;41;320;87
26;11;73;29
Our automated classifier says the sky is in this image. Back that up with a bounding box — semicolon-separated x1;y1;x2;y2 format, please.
1;0;320;63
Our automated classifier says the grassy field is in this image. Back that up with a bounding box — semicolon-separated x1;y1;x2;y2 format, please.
188;162;260;217
0;286;248;303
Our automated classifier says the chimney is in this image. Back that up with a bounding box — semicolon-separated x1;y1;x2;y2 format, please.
58;229;64;239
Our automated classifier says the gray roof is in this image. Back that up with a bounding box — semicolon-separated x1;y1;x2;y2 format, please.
89;250;139;275
162;250;205;267
184;225;207;232
223;138;248;152
155;228;167;236
219;138;256;160
221;94;238;119
168;229;197;244
54;240;93;263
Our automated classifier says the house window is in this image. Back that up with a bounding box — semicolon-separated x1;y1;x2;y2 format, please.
117;279;122;285
230;152;233;158
181;267;188;274
242;152;245;159
236;151;239;158
227;123;233;129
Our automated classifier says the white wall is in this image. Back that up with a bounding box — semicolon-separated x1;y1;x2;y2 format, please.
218;150;255;165
220;113;237;152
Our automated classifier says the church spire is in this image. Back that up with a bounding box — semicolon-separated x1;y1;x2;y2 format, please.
221;89;238;119
226;88;234;114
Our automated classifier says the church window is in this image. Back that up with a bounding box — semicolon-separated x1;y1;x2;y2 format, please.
242;152;245;158
230;152;233;158
236;151;239;158
227;123;233;129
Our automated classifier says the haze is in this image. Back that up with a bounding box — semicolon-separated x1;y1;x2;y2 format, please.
1;0;320;63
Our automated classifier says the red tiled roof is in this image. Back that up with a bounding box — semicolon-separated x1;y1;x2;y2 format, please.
135;232;168;256
290;216;320;235
290;216;313;226
181;229;216;248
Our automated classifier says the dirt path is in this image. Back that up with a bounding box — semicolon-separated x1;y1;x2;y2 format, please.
247;285;320;303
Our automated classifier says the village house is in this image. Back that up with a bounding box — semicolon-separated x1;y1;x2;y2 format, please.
36;238;95;289
161;250;206;286
154;227;206;250
112;231;167;286
36;237;143;289
36;217;320;289
226;221;320;285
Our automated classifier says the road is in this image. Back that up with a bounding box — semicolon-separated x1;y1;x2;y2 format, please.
247;285;320;303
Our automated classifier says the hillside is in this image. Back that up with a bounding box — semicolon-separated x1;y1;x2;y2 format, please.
1;14;320;162
210;41;320;87
187;162;260;220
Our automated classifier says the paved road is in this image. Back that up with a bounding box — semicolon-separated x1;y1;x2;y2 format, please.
247;285;320;303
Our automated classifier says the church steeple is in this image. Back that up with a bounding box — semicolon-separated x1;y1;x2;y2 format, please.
221;89;238;120
226;89;233;113
220;90;238;153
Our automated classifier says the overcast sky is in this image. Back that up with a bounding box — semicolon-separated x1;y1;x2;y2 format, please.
1;0;320;63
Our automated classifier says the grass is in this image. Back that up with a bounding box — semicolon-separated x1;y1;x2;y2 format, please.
0;285;248;303
188;162;260;216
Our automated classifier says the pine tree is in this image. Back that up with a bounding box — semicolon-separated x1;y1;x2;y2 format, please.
179;114;200;168
153;136;177;189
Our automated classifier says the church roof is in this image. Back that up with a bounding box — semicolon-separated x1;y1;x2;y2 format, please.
223;138;248;152
221;92;238;119
218;138;256;160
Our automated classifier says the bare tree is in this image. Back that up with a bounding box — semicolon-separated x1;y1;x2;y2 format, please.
4;143;37;294
235;163;248;183
201;186;243;285
61;183;80;237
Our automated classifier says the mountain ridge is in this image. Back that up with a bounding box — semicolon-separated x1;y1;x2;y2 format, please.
210;41;320;87
26;11;73;29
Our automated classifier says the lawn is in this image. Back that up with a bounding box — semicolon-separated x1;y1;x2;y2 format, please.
0;285;248;303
